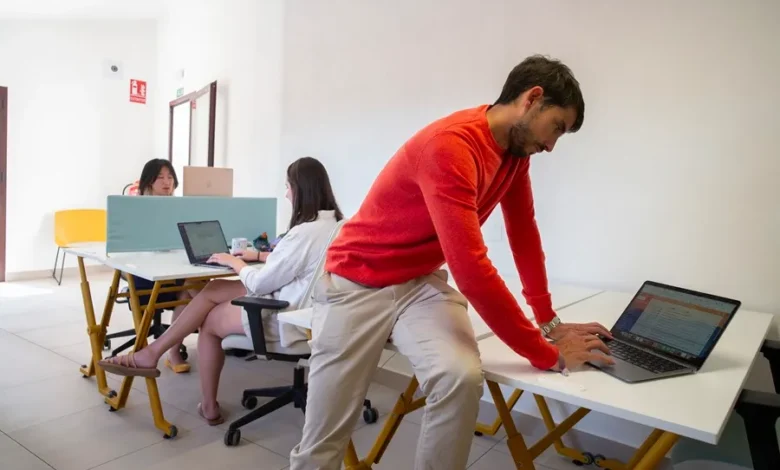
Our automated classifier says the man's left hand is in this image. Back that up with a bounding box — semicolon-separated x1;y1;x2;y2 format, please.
547;322;613;341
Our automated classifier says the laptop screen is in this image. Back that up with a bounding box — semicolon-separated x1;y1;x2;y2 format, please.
179;221;229;261
612;282;740;368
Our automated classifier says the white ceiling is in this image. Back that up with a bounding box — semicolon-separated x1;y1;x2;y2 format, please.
0;0;166;19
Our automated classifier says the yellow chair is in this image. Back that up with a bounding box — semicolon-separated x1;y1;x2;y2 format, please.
52;209;107;285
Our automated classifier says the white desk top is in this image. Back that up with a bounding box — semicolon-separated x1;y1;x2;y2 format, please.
63;242;109;263
103;250;237;281
64;243;239;281
479;291;772;445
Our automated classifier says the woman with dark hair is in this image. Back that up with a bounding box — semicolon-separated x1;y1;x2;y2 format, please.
130;159;193;373
138;158;179;196
100;157;343;425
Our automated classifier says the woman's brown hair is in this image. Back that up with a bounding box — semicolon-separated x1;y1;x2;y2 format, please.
287;157;343;229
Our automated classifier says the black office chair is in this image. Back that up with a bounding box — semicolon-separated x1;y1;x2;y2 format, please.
221;296;378;447
219;219;378;447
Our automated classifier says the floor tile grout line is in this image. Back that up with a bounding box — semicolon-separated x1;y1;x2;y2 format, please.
0;427;57;470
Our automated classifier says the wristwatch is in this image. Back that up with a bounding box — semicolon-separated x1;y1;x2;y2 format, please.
540;316;561;338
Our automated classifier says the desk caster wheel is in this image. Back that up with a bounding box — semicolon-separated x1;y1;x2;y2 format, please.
179;345;188;361
108;406;117;412
573;452;594;466
224;429;241;446
363;407;379;424
241;396;258;410
163;426;178;440
474;431;484;436
107;390;117;399
593;454;606;467
103;339;111;351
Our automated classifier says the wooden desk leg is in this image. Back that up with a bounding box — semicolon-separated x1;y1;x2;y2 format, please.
487;381;537;469
631;431;678;470
77;258;115;398
534;394;593;464
106;279;177;438
368;376;423;465
475;388;523;436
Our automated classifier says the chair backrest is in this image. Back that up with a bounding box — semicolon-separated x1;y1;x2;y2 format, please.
298;218;347;310
54;209;107;247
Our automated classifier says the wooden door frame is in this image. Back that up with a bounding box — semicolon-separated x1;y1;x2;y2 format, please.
0;86;7;282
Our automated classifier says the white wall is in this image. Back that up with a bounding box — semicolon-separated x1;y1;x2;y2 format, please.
155;0;285;223
0;20;157;274
281;0;780;447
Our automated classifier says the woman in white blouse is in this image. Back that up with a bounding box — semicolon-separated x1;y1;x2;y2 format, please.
100;157;343;425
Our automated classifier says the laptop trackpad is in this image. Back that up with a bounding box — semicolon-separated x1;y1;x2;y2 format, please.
589;356;659;384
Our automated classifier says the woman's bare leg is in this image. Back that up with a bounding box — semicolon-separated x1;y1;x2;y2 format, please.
105;279;246;369
197;301;245;419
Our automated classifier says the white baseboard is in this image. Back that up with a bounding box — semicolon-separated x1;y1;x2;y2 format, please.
5;264;113;282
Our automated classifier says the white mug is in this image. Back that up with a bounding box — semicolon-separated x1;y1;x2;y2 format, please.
230;237;248;255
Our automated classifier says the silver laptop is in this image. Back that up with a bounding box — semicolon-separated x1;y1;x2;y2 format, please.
588;281;741;383
182;166;234;197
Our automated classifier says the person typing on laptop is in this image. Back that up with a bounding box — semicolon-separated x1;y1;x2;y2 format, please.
100;157;343;425
290;56;614;470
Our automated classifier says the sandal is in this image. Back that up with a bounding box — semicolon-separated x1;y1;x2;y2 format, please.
164;358;191;374
198;402;225;426
98;353;161;378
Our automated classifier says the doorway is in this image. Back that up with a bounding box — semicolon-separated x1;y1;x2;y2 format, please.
0;87;7;282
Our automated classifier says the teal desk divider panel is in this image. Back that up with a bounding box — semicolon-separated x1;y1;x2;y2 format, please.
106;196;277;253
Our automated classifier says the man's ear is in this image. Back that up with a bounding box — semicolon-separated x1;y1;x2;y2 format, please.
525;86;544;108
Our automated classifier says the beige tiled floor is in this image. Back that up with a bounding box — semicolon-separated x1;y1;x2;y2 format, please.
0;273;642;470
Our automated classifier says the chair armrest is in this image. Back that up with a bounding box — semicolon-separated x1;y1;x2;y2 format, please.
230;296;289;358
231;297;290;311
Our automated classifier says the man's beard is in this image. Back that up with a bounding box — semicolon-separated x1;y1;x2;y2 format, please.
506;121;535;158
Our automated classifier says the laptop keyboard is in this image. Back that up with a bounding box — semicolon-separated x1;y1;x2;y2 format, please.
608;341;687;374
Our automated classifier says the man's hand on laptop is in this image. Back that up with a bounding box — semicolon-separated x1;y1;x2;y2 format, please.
548;323;616;371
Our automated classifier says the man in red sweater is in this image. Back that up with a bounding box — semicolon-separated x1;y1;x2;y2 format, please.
290;55;614;470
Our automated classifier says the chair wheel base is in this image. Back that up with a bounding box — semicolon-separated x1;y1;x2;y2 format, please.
363;407;379;424
224;429;241;446
241;396;258;410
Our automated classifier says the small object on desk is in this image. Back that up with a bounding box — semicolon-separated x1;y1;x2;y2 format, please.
230;237;248;255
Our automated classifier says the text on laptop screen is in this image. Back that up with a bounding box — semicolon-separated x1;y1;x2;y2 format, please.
182;222;227;259
613;285;736;361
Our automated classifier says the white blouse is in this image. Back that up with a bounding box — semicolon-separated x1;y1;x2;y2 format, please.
237;210;338;347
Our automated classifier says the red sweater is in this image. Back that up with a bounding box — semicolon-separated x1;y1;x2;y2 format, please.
326;105;559;370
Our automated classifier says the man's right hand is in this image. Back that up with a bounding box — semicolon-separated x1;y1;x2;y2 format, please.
551;333;616;371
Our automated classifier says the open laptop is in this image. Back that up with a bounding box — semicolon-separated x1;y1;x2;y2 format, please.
588;281;741;383
182;166;234;197
177;220;261;268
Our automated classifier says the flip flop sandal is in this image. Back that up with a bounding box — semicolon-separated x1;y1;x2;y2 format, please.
198;403;225;426
98;352;161;378
164;358;191;374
